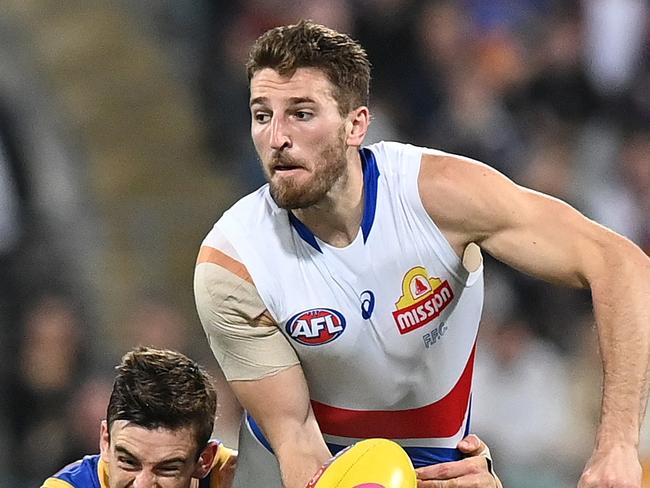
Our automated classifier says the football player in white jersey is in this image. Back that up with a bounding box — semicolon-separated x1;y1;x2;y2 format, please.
194;20;650;488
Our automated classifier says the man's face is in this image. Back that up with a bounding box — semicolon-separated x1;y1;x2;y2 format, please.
250;67;350;209
100;420;208;488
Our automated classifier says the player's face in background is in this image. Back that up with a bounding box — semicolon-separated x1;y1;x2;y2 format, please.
250;67;350;209
100;420;206;488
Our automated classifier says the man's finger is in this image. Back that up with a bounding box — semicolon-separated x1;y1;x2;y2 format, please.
417;473;493;488
415;456;488;480
457;434;484;455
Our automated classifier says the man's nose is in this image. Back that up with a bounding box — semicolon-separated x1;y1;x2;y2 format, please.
132;469;157;488
269;116;291;151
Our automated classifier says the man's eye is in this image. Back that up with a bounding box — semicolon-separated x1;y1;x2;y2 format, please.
118;458;138;470
158;467;181;477
254;113;270;123
295;111;313;120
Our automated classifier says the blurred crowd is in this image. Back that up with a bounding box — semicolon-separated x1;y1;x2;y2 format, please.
0;0;648;486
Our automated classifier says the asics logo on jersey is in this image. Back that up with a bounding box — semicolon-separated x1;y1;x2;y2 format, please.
393;266;454;335
286;308;346;345
359;290;375;319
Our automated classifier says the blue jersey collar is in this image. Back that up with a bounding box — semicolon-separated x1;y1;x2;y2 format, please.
288;147;380;253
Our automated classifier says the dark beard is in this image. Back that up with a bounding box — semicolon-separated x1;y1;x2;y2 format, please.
267;138;348;210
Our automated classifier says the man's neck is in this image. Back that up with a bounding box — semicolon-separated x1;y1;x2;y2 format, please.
292;149;364;248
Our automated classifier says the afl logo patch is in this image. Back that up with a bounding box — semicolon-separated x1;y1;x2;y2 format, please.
286;308;346;346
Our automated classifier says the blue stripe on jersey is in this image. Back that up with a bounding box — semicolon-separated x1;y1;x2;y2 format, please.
54;455;101;488
359;147;380;243
287;147;380;252
250;412;465;468
288;211;322;252
402;446;463;467
327;443;462;468
247;414;274;453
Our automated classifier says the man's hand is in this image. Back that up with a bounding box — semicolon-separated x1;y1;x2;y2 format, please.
578;443;641;488
415;434;502;488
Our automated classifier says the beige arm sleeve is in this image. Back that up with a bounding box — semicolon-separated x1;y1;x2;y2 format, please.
194;245;299;381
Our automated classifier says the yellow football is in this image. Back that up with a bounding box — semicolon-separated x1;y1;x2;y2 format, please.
306;438;416;488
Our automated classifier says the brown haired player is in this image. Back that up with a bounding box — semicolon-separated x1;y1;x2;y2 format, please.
195;20;650;488
41;347;236;488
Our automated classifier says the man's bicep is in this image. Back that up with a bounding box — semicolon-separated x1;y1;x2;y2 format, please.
194;247;299;381
420;153;598;287
477;181;603;288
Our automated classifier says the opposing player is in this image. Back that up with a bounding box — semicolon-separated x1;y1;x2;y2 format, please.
41;347;237;488
194;20;650;488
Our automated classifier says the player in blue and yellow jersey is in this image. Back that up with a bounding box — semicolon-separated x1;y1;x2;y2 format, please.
41;347;236;488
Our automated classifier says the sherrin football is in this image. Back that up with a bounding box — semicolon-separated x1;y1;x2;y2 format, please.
306;438;417;488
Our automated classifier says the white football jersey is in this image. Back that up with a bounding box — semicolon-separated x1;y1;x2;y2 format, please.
205;141;484;467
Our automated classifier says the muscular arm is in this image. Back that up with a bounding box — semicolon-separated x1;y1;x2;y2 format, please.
420;152;650;485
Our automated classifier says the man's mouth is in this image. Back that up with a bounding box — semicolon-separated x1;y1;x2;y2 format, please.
274;164;303;171
271;157;307;173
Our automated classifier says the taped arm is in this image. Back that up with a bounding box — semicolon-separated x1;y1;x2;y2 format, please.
194;240;330;487
194;244;299;380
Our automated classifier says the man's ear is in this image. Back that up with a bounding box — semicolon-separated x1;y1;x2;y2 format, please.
346;106;370;146
192;440;219;479
99;420;110;461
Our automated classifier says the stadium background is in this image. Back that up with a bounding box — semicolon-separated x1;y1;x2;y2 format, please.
0;0;648;486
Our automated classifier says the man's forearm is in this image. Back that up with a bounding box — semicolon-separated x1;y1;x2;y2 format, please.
276;434;331;488
591;239;650;446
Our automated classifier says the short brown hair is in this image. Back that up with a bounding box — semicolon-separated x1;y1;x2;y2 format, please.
247;20;371;115
106;347;217;452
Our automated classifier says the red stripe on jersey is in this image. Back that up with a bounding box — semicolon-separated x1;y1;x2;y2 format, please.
311;345;475;439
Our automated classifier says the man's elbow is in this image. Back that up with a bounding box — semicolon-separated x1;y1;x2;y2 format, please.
581;227;650;288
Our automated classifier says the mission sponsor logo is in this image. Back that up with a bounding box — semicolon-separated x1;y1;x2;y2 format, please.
393;266;454;335
286;308;346;346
